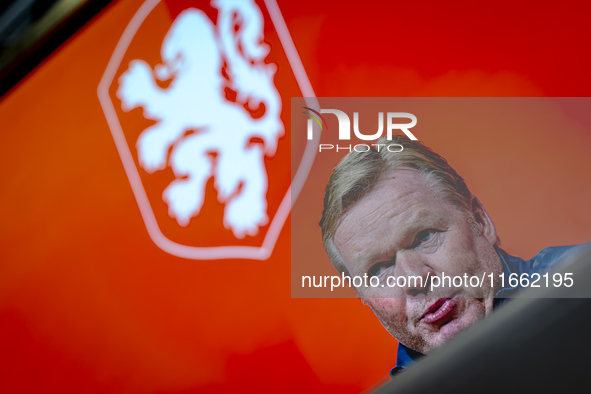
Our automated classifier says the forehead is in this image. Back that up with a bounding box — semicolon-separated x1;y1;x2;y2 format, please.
333;168;454;264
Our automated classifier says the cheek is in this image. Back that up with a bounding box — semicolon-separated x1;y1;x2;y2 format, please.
456;299;488;325
367;298;406;327
440;232;483;273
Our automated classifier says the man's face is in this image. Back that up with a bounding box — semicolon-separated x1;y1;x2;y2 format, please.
333;168;502;353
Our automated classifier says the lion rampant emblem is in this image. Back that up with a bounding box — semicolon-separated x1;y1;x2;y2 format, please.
116;0;283;239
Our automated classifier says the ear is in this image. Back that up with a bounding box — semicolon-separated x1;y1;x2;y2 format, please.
470;196;499;246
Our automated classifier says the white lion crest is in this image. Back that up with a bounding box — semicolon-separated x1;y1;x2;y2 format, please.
117;0;283;239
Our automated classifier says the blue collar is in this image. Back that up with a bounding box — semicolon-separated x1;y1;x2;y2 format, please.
390;344;423;377
493;246;520;307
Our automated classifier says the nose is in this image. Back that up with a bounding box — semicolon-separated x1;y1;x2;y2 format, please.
395;251;433;297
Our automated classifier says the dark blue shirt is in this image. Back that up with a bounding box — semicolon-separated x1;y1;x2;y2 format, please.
390;244;582;378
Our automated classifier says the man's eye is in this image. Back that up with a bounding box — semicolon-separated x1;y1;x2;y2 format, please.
416;229;438;245
368;261;393;277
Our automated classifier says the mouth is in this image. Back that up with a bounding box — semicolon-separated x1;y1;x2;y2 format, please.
421;297;457;325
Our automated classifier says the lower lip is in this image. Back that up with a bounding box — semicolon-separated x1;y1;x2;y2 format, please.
422;298;457;324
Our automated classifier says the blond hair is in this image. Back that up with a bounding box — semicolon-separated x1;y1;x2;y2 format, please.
320;136;493;275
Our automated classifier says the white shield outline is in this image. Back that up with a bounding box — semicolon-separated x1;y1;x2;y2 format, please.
97;0;319;260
